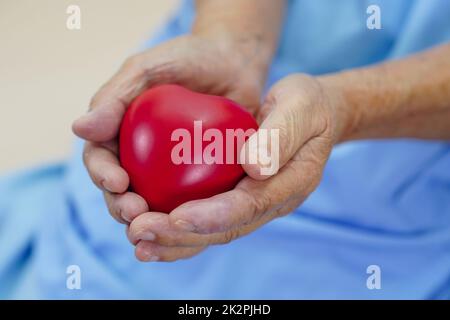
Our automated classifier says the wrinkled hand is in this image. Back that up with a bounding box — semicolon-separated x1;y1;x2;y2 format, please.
72;34;267;225
127;74;350;262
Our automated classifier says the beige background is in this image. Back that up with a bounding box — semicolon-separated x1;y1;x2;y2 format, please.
0;0;178;174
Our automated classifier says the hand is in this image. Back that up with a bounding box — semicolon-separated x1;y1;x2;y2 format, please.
127;74;351;262
72;34;270;226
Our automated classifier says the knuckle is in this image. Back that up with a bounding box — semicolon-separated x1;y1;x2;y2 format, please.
123;54;144;70
109;199;121;217
113;206;125;223
274;203;296;218
128;216;145;234
250;191;271;219
82;144;92;166
158;233;180;247
221;229;240;244
89;91;104;110
143;60;179;86
132;229;148;245
238;188;271;222
105;194;126;224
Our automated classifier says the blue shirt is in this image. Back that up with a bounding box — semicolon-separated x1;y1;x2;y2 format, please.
1;0;450;299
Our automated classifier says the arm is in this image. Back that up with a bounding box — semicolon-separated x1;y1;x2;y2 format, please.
193;0;286;104
127;43;450;262
321;43;450;141
194;0;285;59
73;0;286;261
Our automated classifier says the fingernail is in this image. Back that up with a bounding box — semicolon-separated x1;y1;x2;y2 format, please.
101;179;114;193
121;214;131;223
174;219;196;232
148;256;159;262
140;231;156;241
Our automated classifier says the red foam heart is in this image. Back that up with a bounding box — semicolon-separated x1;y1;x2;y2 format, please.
119;85;258;213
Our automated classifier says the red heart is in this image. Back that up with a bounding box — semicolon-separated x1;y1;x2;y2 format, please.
119;85;258;213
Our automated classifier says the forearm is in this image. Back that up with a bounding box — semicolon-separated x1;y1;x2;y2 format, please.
321;43;450;142
194;0;286;67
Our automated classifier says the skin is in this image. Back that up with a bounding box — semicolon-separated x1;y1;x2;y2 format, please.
73;0;450;262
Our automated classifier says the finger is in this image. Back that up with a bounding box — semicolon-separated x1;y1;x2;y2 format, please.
128;212;216;247
72;54;152;142
135;240;206;262
130;197;303;248
169;149;322;235
83;142;129;193
207;197;303;244
104;191;149;224
104;192;127;224
129;192;303;247
170;133;331;234
241;75;327;180
129;212;252;247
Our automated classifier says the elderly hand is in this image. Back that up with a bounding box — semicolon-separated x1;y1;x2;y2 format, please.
72;34;269;226
127;74;351;262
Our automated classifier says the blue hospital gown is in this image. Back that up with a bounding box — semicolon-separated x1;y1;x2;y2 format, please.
1;0;450;299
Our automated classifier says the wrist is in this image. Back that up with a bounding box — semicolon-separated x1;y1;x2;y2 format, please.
192;0;281;66
317;74;361;143
192;30;274;71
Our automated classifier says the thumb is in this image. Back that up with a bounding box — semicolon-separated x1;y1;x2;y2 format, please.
72;56;150;142
240;78;322;180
